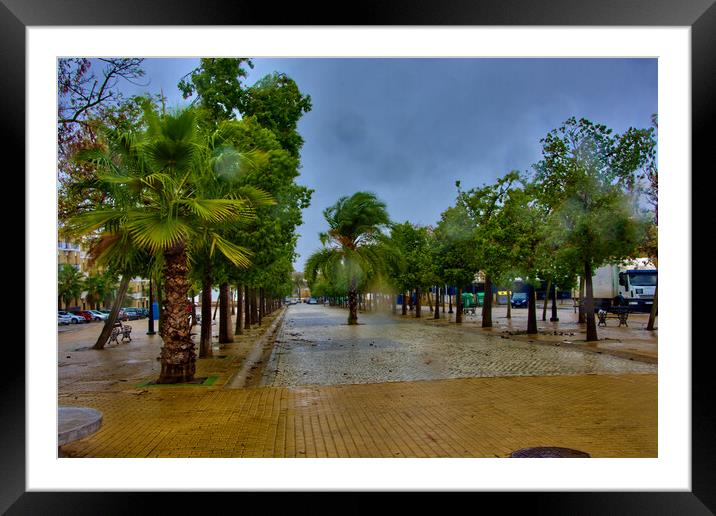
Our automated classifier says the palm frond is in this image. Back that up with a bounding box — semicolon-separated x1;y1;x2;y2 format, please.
209;233;253;268
177;198;256;223
125;212;192;253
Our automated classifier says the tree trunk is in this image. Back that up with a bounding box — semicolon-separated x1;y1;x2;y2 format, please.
434;286;440;319
646;282;658;331
244;286;251;330
415;287;422;318
190;291;197;329
550;283;559;322
542;279;551;321
258;288;264;325
506;290;512;319
578;276;586;324
199;270;213;359
402;292;407;315
584;261;598;342
219;282;233;344
448;291;453;314
527;283;538;335
456;287;463;323
427;290;433;313
93;274;131;350
230;287;235;316
481;275;493;328
157;244;196;384
212;297;219;320
392;293;397;315
235;284;243;335
348;279;358;325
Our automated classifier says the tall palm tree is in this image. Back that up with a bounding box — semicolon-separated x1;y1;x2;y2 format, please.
65;107;271;383
305;192;390;325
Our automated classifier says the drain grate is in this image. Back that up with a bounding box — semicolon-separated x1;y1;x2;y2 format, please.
510;447;591;458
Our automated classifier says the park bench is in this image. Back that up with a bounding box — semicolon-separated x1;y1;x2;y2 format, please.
597;307;630;327
109;322;132;344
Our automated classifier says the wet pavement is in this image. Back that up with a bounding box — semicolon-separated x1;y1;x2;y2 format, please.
260;304;657;387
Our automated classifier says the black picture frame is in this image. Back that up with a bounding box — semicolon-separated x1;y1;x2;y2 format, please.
7;1;710;513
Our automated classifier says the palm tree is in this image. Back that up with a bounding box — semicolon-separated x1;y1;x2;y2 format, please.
305;192;390;325
65;107;271;383
58;263;85;309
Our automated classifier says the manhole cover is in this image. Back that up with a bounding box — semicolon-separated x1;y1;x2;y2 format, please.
510;447;591;458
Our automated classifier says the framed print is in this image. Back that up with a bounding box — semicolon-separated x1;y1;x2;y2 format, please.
8;0;712;513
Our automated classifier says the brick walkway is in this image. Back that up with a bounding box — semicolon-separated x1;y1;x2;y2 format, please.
58;308;657;458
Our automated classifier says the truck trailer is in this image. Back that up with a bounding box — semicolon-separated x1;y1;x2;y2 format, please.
589;258;657;313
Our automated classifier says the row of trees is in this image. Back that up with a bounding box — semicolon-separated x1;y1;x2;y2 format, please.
305;116;658;342
58;58;313;383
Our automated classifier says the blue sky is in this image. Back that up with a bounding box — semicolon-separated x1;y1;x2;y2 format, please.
113;57;657;271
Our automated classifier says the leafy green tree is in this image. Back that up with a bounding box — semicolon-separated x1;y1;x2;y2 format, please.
305;192;390;325
65;107;270;383
386;222;436;318
433;203;478;323
239;72;313;157
533;117;653;341
178;58;254;121
457;172;520;328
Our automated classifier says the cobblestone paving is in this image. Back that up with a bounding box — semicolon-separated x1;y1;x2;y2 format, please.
260;304;657;387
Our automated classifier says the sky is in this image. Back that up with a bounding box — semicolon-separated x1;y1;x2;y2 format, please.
114;57;657;271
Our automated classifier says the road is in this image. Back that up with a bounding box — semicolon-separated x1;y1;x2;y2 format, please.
259;303;656;387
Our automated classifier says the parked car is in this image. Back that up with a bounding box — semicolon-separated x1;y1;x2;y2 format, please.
87;310;108;321
307;297;318;305
511;292;528;308
58;310;86;324
58;313;72;325
122;307;144;320
68;310;93;321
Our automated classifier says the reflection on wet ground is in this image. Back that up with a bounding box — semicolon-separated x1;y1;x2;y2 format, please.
260;304;657;387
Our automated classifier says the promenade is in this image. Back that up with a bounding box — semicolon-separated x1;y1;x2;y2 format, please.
57;303;657;458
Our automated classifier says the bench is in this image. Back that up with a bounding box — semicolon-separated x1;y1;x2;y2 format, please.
597;307;630;327
109;323;132;344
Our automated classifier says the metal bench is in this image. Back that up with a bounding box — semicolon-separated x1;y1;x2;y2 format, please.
109;322;132;344
597;307;630;327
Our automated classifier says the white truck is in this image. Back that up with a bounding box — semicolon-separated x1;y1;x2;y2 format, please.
590;258;657;313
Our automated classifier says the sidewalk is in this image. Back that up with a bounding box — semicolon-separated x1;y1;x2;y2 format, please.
394;302;657;364
57;306;657;458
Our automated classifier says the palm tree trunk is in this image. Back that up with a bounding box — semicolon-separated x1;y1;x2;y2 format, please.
506;290;512;319
157;244;196;384
93;274;131;350
347;282;358;325
646;282;658;330
481;275;493;328
584;261;598;342
448;290;453;314
235;284;243;335
527;283;538;335
219;282;233;344
199;270;212;359
244;286;251;330
251;288;258;324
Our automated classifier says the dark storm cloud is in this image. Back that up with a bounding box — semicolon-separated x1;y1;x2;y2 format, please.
118;57;657;271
